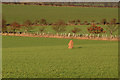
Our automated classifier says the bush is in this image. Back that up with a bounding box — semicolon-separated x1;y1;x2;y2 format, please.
23;20;32;27
101;19;107;25
39;27;46;33
71;27;81;33
23;20;33;32
2;19;7;32
52;20;66;33
40;19;47;25
87;24;106;34
10;21;21;32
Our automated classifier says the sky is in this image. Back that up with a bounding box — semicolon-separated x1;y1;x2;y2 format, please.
1;0;120;2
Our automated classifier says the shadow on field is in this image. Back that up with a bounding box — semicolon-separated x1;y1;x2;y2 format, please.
78;47;82;48
72;46;82;49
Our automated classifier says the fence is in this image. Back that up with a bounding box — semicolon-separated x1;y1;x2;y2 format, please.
1;32;119;41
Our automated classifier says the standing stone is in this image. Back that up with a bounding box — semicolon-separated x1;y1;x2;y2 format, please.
68;40;73;49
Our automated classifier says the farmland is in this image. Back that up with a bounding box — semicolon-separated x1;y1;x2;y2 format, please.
2;36;118;78
18;25;118;36
2;4;118;78
2;4;118;24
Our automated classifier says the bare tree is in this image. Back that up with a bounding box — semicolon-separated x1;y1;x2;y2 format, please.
34;19;40;25
39;27;46;33
23;20;33;32
76;19;81;24
106;19;118;36
10;21;21;33
23;20;32;27
111;18;117;24
84;21;89;25
71;27;81;33
40;18;47;25
101;19;107;25
2;19;7;32
52;20;66;33
91;20;95;24
68;20;76;25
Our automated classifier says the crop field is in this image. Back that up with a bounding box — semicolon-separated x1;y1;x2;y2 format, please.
2;36;118;78
2;4;118;78
2;4;118;23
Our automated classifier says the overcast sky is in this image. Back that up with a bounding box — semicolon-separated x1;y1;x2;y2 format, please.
1;0;120;2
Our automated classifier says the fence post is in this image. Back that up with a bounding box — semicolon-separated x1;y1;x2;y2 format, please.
37;32;39;35
97;34;99;38
111;35;113;39
65;33;67;37
61;33;62;36
73;33;74;37
68;33;70;37
40;33;41;35
43;33;45;35
75;34;77;37
92;34;94;38
89;34;91;38
102;35;104;38
106;34;107;38
56;33;58;36
86;34;88;37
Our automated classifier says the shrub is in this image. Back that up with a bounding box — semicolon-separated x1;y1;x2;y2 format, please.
91;20;95;24
23;20;32;27
39;27;46;33
34;20;40;25
110;18;117;24
106;19;118;36
52;20;66;33
23;20;33;32
84;21;89;25
40;18;47;25
71;27;81;33
10;21;21;32
2;19;7;32
101;19;107;25
68;20;76;25
87;24;106;34
76;19;81;24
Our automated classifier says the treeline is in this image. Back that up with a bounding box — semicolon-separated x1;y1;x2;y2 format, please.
2;2;119;8
1;18;118;36
4;18;120;26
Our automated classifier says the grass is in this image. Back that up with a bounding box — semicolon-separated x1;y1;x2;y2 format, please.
2;36;118;78
7;25;118;36
3;4;118;36
2;4;118;24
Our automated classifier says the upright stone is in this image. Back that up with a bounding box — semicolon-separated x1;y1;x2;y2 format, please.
68;40;73;49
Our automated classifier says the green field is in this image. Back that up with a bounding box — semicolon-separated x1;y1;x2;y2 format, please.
9;25;117;36
2;36;118;78
2;4;118;78
2;4;118;23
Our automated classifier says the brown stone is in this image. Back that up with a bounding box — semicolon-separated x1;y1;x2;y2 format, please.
68;40;73;49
